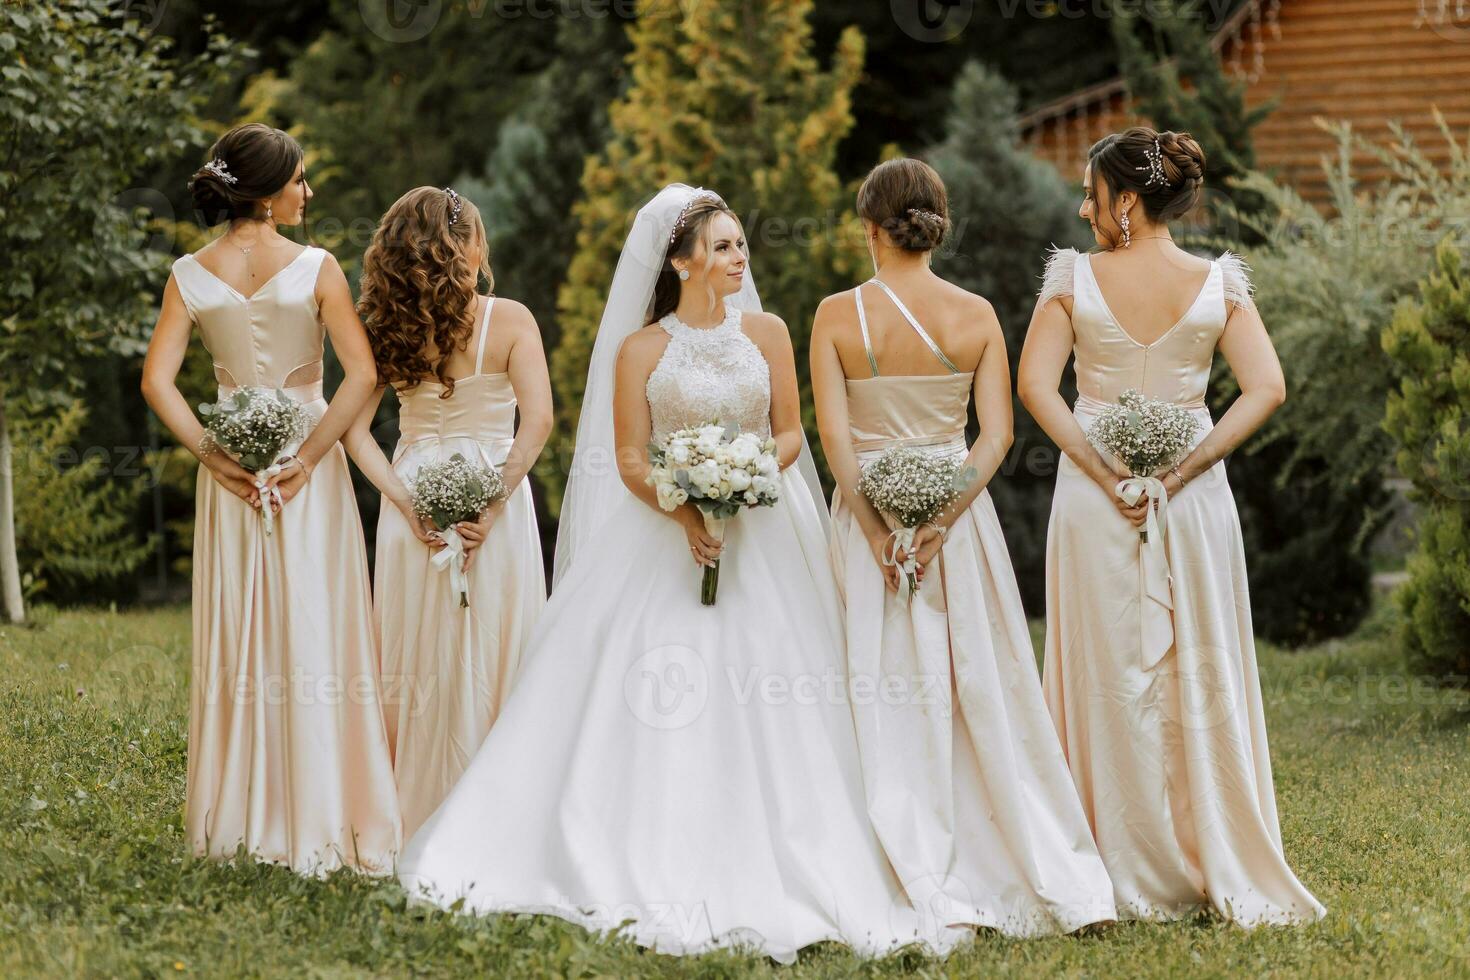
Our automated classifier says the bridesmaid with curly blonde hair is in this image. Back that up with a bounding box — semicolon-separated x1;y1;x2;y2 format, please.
347;186;552;838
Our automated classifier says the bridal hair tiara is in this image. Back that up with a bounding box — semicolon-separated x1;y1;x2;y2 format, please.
444;187;464;225
203;158;238;186
669;189;723;245
907;207;943;223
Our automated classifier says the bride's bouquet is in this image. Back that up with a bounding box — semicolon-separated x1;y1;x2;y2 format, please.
410;453;507;608
199;387;311;535
648;423;780;605
1085;388;1200;542
858;447;975;600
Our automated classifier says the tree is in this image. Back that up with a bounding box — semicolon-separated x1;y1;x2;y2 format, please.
810;3;1118;180
928;61;1092;608
1111;0;1274;242
542;0;866;511
1382;238;1470;682
11;404;156;600
1222;119;1470;645
0;0;235;622
456;10;632;364
277;0;561;275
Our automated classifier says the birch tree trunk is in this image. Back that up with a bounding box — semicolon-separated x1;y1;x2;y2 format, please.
0;396;25;624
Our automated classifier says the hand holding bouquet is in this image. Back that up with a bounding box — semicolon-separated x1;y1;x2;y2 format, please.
199;387;311;535
1085;388;1200;542
647;422;780;605
410;453;507;608
858;447;975;601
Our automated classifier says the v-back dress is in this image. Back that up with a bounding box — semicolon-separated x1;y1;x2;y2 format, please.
1036;247;1324;924
172;246;401;875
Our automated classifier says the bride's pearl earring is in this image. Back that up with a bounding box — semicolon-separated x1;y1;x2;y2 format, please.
265;200;274;223
677;268;690;281
1121;209;1131;248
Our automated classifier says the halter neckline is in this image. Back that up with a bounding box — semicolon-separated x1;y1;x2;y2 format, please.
660;304;740;335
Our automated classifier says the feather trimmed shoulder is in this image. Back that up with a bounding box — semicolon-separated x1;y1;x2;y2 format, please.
1217;250;1255;309
1037;245;1081;306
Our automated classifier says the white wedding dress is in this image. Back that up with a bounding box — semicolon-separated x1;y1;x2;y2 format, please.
397;185;965;963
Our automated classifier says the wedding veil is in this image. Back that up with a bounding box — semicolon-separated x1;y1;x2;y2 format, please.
550;182;829;587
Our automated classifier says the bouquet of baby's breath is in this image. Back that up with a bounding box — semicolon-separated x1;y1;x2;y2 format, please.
410;453;506;608
648;422;781;605
858;447;976;599
1086;388;1200;541
199;387;310;473
199;387;311;535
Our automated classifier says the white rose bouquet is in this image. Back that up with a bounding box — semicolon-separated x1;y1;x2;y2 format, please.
410;453;507;608
198;387;311;535
1086;388;1200;542
858;447;975;600
648;422;780;605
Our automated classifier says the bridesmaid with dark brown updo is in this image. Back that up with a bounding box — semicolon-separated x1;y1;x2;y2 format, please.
141;123;400;875
1019;126;1324;924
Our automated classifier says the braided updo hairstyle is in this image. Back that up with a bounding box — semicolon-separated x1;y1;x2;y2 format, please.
856;157;950;253
1087;126;1206;248
188;123;304;227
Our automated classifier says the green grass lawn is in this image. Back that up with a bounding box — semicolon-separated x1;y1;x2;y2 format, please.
2;603;1468;978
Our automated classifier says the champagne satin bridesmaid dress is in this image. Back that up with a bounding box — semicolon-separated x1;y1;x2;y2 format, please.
172;246;401;875
375;297;546;839
1037;247;1325;924
828;278;1116;935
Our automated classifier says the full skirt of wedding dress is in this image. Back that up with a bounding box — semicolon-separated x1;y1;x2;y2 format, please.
397;467;967;962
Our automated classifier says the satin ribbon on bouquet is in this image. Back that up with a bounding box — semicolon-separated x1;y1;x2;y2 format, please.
882;525;921;604
1115;475;1175;670
251;456;293;536
430;526;471;608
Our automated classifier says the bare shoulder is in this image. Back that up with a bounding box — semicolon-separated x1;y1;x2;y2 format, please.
739;309;792;349
314;247;344;278
811;289;857;336
489;295;540;337
945;279;997;318
617;323;671;369
935;279;1000;335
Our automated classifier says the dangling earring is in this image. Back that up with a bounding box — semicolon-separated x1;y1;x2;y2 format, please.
265;200;274;223
677;267;690;281
1121;209;1132;248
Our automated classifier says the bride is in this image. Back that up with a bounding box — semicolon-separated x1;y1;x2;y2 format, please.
397;184;964;962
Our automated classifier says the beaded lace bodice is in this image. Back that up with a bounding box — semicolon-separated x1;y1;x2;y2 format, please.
646;306;771;440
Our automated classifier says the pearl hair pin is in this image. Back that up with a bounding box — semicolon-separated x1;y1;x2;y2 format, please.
1136;137;1167;188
